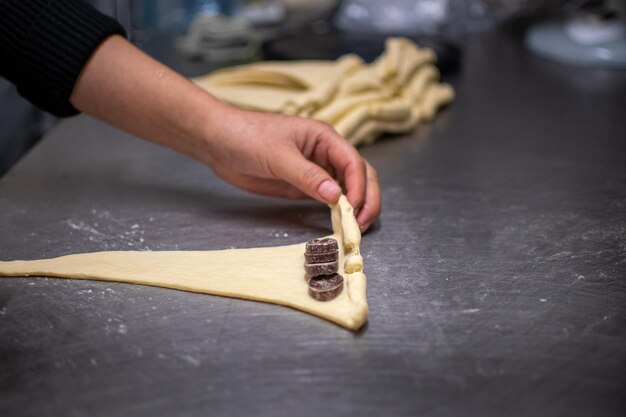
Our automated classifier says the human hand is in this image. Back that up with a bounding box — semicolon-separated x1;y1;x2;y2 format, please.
69;35;380;230
202;105;381;231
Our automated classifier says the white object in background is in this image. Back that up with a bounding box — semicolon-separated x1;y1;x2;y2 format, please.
176;13;260;63
525;5;626;69
565;11;626;45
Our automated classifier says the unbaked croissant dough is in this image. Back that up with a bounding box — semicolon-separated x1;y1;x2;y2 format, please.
0;196;368;330
194;37;454;146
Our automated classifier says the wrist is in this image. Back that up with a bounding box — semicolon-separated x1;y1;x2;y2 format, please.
194;94;243;165
178;87;231;167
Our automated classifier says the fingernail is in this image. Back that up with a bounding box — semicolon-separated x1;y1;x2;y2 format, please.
317;180;341;203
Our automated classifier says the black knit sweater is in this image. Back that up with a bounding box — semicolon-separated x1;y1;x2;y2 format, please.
0;0;126;117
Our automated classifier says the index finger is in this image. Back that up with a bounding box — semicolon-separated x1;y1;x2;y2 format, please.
319;130;367;211
356;161;381;231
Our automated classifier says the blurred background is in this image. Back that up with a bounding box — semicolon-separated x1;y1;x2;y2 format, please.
1;0;624;176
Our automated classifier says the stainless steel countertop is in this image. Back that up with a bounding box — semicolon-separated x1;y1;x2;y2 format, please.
1;30;625;417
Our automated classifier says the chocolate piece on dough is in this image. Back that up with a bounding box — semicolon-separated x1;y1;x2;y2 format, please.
304;250;339;264
305;238;338;255
304;261;338;277
308;273;344;301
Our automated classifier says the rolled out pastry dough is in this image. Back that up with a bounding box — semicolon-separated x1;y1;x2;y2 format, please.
193;37;454;146
0;196;368;330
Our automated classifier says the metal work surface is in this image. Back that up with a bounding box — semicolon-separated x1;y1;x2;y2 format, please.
1;31;625;417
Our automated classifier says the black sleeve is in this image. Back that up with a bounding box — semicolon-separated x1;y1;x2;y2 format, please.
0;0;127;117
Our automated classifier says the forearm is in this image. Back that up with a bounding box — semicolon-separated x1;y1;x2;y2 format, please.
70;35;224;166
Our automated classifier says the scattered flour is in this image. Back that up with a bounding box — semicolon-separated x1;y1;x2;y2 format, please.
66;210;154;250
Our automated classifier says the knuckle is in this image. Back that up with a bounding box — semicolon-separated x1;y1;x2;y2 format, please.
314;121;338;138
301;165;322;187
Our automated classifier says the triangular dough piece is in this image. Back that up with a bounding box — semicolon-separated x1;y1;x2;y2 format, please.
0;196;368;330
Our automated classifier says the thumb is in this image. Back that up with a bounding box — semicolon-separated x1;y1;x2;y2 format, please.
275;153;342;204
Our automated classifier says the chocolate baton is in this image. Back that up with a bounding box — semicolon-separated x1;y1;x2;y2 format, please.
305;238;338;255
304;250;339;264
308;273;344;301
304;261;338;277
